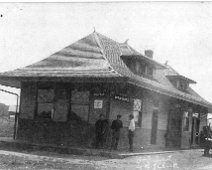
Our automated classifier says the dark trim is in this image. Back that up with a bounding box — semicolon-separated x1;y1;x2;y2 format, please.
0;76;126;83
67;84;72;121
34;82;38;119
87;87;93;123
106;84;111;119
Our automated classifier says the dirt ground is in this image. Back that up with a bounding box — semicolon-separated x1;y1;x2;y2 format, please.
0;149;212;170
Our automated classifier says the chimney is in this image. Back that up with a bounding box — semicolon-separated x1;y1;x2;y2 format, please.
145;50;153;58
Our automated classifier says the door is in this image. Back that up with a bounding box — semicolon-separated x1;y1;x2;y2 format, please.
166;108;182;148
195;119;200;144
191;118;200;146
151;110;158;144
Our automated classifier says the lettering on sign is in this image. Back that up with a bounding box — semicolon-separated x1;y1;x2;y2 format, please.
114;95;130;103
93;92;105;97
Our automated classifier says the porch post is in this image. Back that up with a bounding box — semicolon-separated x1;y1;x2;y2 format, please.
106;83;111;119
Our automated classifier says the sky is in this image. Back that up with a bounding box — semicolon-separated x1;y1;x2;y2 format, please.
0;2;212;105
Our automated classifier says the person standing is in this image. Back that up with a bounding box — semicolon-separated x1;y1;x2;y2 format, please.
110;114;123;150
128;114;135;152
202;125;212;157
95;114;108;149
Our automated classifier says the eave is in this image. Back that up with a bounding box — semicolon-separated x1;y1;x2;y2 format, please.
167;75;197;84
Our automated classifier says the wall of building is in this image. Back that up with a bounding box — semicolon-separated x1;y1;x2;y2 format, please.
18;81;203;150
17;81;107;147
110;90;169;150
135;91;169;149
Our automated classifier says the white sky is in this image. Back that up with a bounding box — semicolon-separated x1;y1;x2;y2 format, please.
0;2;212;105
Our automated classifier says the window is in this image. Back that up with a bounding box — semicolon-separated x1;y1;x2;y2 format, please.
135;61;141;74
147;66;153;76
121;57;155;78
53;88;69;122
71;89;90;122
141;63;146;74
176;80;180;89
142;64;153;77
152;98;159;108
179;81;188;91
183;112;189;131
37;85;54;119
36;84;70;122
133;99;142;127
173;79;188;92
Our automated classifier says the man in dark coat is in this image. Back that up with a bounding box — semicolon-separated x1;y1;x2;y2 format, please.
110;114;123;150
95;114;108;149
202;125;212;157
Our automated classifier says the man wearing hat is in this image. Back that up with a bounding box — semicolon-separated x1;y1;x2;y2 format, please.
202;125;212;157
110;114;123;150
95;114;108;149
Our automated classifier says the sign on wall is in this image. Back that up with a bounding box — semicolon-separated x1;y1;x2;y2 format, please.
93;92;105;97
133;99;142;111
114;95;130;103
184;112;189;117
94;99;103;109
192;113;199;118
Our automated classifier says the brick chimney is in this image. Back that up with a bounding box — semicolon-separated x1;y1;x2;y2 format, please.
145;50;153;58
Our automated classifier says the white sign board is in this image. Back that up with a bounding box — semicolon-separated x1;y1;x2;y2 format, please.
184;112;189;118
193;113;199;118
133;99;142;111
94;100;103;109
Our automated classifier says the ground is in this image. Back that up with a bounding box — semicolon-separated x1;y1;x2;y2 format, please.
0;149;211;170
0;118;211;170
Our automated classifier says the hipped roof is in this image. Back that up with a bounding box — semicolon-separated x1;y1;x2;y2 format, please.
0;32;211;108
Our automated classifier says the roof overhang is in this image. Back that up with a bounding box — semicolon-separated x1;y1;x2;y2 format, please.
167;75;196;84
126;77;211;109
0;78;20;88
0;76;127;88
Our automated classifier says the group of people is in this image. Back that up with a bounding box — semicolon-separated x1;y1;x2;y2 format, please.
95;114;135;152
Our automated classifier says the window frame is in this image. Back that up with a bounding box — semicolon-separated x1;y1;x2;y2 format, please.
70;89;90;122
183;112;189;131
36;83;55;120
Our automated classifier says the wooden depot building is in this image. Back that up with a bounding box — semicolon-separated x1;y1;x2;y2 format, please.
0;31;211;150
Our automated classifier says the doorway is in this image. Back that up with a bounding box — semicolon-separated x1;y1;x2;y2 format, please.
166;108;182;148
151;110;158;144
191;117;200;146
